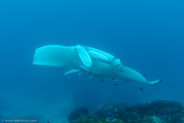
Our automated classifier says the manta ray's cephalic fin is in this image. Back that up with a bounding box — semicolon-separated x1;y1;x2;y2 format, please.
76;45;92;67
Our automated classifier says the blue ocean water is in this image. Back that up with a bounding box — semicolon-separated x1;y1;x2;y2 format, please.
0;0;183;122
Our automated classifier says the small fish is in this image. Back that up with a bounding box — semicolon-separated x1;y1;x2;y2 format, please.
160;114;167;118
111;78;115;81
113;83;118;86
107;112;111;115
100;79;105;82
143;73;147;77
156;89;160;92
138;87;144;92
88;75;94;79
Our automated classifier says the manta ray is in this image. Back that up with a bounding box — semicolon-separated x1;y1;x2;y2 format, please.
33;44;161;85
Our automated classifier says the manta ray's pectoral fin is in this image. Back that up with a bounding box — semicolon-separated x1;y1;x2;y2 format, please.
33;45;69;67
76;45;92;67
64;69;80;76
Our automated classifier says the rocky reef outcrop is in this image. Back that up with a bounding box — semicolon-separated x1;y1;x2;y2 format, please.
68;100;184;123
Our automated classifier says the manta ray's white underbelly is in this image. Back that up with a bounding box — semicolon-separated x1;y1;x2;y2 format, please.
33;44;161;85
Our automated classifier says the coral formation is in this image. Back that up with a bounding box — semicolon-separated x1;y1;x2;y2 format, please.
68;100;184;123
68;107;89;122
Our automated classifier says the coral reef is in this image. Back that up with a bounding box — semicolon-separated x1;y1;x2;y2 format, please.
68;100;184;123
68;107;89;122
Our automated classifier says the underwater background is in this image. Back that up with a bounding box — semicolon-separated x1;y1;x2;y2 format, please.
0;0;183;122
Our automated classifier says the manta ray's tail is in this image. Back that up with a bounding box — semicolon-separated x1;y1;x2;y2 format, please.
148;79;162;85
